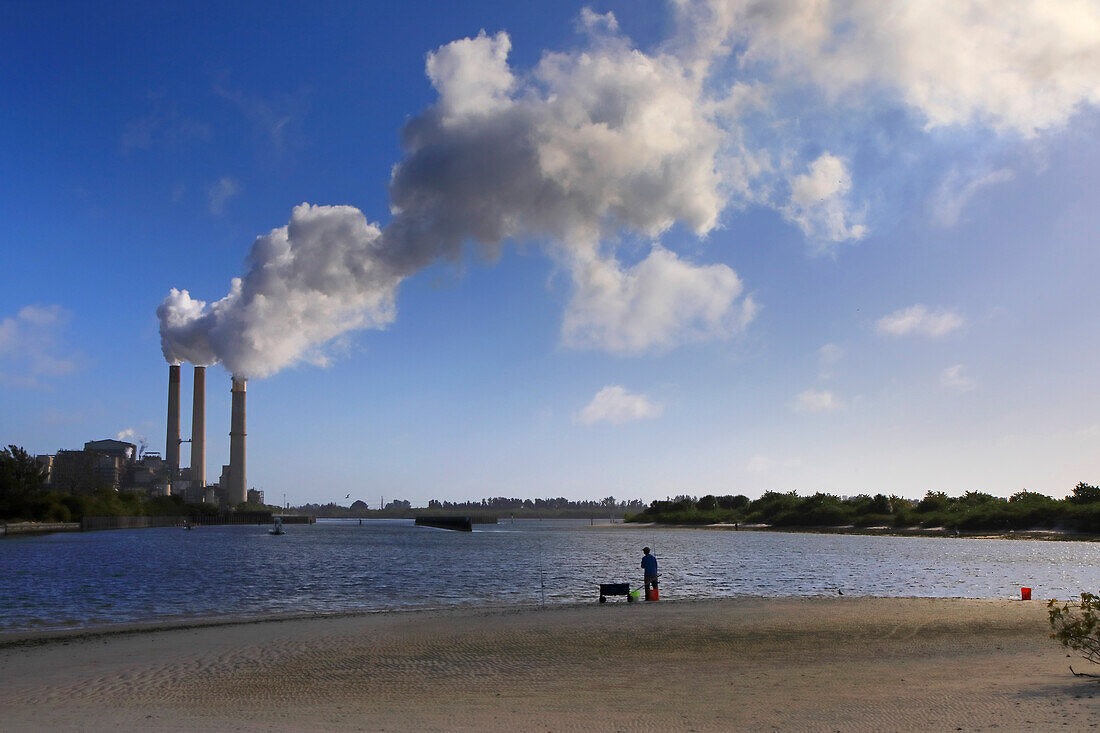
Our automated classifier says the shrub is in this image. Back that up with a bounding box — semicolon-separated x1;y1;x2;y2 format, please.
852;512;893;527
1049;593;1100;667
717;495;750;510
1070;483;1100;505
749;491;801;522
891;508;915;528
1069;504;1100;533
916;491;951;513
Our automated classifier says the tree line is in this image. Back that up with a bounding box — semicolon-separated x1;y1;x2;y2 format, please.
294;496;649;518
9;441;1098;531
626;485;1100;533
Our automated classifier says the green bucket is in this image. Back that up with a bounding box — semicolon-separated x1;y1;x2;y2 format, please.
629;589;641;601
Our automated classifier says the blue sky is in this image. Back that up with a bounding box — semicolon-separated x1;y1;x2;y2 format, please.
3;1;1099;506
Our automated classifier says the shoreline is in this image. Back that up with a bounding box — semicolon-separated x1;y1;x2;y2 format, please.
1;596;1094;731
616;520;1100;542
0;593;1024;647
0;590;1067;646
7;516;1099;543
0;600;541;649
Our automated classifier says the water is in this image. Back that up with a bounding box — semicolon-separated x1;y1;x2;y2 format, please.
2;518;1099;632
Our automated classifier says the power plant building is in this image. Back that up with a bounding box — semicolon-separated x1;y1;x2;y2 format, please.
45;439;168;495
33;362;258;507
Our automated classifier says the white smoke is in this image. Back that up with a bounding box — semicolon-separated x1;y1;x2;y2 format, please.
159;205;398;378
161;17;750;374
159;1;1099;377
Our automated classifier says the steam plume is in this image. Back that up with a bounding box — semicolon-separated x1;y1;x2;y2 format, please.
160;205;396;378
159;1;1100;377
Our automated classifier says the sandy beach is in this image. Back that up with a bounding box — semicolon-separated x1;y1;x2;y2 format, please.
0;597;1095;731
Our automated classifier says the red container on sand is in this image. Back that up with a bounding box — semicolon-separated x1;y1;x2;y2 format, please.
1021;587;1031;601
645;588;659;601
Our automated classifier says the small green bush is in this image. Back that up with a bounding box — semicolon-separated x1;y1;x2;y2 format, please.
1049;593;1100;667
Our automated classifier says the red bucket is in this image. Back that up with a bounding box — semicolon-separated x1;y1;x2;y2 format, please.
1021;587;1031;601
645;588;659;602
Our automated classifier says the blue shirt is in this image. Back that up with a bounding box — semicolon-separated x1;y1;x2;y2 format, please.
641;554;658;576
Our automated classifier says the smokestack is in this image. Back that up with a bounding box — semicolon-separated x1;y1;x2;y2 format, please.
165;364;181;476
228;377;247;505
190;366;205;488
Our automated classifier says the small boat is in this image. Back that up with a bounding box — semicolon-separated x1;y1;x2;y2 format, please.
269;516;285;535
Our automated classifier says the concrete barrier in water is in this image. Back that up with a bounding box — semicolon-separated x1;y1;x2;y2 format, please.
1;521;82;537
81;516;189;531
414;516;474;532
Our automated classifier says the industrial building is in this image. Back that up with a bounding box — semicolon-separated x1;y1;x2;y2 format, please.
43;439;169;496
34;362;260;508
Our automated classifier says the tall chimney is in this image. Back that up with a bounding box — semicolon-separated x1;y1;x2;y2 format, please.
228;377;247;505
190;366;206;488
165;364;181;477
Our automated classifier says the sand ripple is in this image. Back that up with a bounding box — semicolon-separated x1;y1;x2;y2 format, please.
1;598;1096;731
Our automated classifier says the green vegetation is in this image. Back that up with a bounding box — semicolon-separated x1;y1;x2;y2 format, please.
626;484;1100;534
1049;593;1100;669
0;445;48;517
8;439;1099;534
1;444;172;522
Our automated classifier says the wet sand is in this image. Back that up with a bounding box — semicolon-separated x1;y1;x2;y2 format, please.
0;597;1095;731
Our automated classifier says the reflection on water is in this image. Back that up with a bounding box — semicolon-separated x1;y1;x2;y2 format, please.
2;518;1099;631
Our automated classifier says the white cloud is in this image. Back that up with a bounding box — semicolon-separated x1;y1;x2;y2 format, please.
747;454;803;473
817;342;843;379
0;305;78;388
930;167;1016;227
213;81;305;152
876;304;964;337
577;8;619;34
684;0;1100;136
940;364;976;391
576;385;663;425
206;177;240;215
746;454;775;473
15;304;64;327
161;3;1100;378
121;92;210;153
562;247;755;354
793;389;843;413
782;154;867;244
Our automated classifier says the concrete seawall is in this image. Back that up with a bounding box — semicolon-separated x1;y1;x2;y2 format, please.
0;522;82;537
2;514;316;537
80;516;189;531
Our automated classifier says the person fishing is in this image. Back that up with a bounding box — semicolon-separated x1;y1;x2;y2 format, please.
641;546;659;598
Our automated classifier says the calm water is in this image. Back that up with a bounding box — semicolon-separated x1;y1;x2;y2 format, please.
2;519;1099;632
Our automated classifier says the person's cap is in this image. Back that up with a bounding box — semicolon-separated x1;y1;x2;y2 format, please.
642;546;650;553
